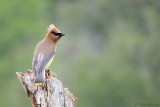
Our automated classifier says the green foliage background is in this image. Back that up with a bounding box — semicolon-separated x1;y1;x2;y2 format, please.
0;0;160;107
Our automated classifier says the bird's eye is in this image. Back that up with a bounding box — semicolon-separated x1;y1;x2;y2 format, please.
51;32;65;36
51;32;59;36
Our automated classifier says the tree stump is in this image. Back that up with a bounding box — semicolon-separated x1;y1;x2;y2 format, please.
16;69;76;107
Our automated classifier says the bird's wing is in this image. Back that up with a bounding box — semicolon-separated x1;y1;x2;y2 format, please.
32;56;38;71
32;52;55;72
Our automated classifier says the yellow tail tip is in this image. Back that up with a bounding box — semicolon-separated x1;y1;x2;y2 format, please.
34;82;43;86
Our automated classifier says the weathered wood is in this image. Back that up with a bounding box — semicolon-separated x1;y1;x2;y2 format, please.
16;69;76;107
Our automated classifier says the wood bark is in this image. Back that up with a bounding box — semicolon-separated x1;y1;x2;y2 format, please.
16;69;76;107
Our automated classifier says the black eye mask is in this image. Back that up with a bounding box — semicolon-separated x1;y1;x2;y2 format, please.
52;32;65;36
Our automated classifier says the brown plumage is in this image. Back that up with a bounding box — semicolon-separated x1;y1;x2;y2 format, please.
32;24;65;84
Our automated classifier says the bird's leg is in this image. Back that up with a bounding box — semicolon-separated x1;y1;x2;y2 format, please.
45;69;57;79
45;69;51;79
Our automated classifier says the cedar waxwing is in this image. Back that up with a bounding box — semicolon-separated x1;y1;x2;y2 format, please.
32;24;65;85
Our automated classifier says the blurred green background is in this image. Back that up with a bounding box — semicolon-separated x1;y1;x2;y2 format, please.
0;0;160;107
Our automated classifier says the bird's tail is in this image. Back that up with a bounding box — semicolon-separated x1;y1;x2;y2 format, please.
35;82;43;86
34;68;45;86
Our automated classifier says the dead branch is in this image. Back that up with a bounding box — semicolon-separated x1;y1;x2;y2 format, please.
16;69;76;107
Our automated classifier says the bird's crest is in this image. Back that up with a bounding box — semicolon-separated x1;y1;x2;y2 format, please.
47;24;56;32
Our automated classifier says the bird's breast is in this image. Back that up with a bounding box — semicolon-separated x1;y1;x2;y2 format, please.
45;56;54;69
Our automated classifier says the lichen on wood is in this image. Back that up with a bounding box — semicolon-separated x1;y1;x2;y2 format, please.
16;69;76;107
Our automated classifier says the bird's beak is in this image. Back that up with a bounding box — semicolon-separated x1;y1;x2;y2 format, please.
59;33;65;37
61;33;65;36
51;32;65;37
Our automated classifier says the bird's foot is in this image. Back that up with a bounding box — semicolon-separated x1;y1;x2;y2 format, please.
45;69;57;79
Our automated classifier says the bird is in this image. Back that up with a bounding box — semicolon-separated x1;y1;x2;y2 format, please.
32;24;65;86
